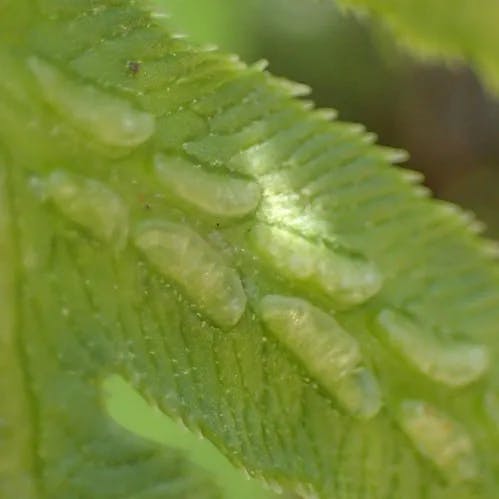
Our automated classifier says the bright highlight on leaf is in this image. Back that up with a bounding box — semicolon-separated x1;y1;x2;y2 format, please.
0;1;498;498
251;224;383;308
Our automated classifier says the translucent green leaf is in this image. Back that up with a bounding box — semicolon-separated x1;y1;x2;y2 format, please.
333;0;499;93
1;1;498;498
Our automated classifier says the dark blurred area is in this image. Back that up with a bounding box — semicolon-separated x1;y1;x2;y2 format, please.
161;0;499;237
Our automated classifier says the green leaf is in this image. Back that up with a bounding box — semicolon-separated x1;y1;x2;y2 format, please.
332;0;499;93
150;0;256;58
1;1;498;498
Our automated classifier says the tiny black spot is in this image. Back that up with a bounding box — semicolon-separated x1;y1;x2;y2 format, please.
127;60;141;76
144;203;152;210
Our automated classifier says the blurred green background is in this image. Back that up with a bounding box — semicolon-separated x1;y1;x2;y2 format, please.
157;0;499;237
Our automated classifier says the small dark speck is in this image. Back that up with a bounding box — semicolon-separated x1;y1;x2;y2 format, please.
144;203;152;210
215;222;221;228
127;60;141;76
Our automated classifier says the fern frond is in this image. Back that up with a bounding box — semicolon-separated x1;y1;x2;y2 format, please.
1;1;498;498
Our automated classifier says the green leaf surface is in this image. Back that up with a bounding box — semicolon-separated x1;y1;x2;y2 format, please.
332;0;499;93
1;1;498;498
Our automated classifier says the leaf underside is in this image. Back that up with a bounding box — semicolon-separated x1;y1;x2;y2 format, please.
0;1;498;498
